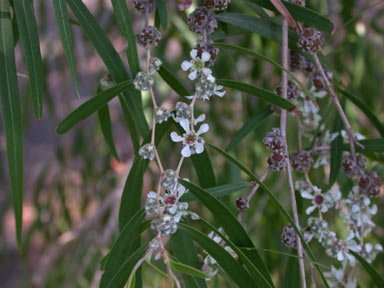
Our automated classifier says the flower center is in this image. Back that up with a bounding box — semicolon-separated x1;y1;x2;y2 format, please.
184;132;197;145
165;195;177;205
314;194;324;206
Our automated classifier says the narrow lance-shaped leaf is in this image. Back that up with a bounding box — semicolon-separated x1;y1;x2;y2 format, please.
197;217;274;288
329;110;343;188
337;87;384;137
171;228;208;288
169;259;210;279
105;245;148;288
180;182;248;201
53;0;80;97
13;0;44;118
350;250;384;287
206;143;330;288
158;66;191;100
98;103;120;161
178;224;258;288
226;106;272;151
56;80;133;134
101;209;146;288
343;138;384;153
217;79;295;110
0;0;24;249
155;0;168;30
179;180;274;287
250;0;334;33
65;0;149;136
111;0;140;77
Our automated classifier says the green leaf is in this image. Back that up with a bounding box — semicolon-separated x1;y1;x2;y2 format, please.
169;259;210;279
171;229;208;288
249;0;334;33
65;0;149;136
13;0;44;118
337;87;384;137
215;13;298;47
178;224;258;288
53;0;79;97
217;79;295;110
105;245;148;288
178;180;274;287
226;106;272;151
344;138;384;153
206;143;330;288
350;251;384;287
155;0;167;30
98;103;120;161
118;121;172;230
158;66;191;100
283;250;299;288
213;43;311;97
110;0;140;78
329;111;343;188
198;218;274;288
191;151;217;188
180;182;249;201
56;80;133;134
101;210;145;288
0;0;23;249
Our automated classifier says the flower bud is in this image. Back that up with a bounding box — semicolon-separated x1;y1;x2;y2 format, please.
298;27;324;53
136;26;162;47
188;8;218;35
290;150;314;172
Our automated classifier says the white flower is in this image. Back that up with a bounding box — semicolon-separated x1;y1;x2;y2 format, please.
171;118;209;157
301;185;341;215
181;49;212;80
361;242;383;263
325;266;357;288
195;74;226;100
336;231;361;264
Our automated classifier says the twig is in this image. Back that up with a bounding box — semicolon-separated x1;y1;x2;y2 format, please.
237;167;271;221
312;54;363;162
281;19;307;288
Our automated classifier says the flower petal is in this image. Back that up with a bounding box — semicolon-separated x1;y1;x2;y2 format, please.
179;119;190;133
202;68;212;76
301;191;313;199
201;51;211;62
170;132;184;142
197;123;209;135
181;145;192;157
195;142;205;154
188;70;198;80
195;114;206;123
190;49;198;59
181;61;193;71
305;205;317;215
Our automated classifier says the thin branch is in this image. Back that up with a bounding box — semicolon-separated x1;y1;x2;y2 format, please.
281;19;307;288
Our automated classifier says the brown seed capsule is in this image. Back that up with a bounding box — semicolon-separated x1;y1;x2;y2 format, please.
235;197;249;211
359;171;382;197
188;7;218;35
342;153;366;178
282;224;312;249
312;71;333;90
274;80;300;101
133;0;154;13
268;149;287;171
264;128;285;150
136;26;162;47
194;40;219;67
290;51;304;71
298;27;324;53
204;0;231;11
290;150;314;172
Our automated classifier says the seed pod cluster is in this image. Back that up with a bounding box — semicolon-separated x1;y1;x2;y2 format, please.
136;26;162;47
188;7;218;35
194;40;219;67
204;0;231;11
290;150;314;173
298;27;324;53
359;171;382;197
264;128;287;171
